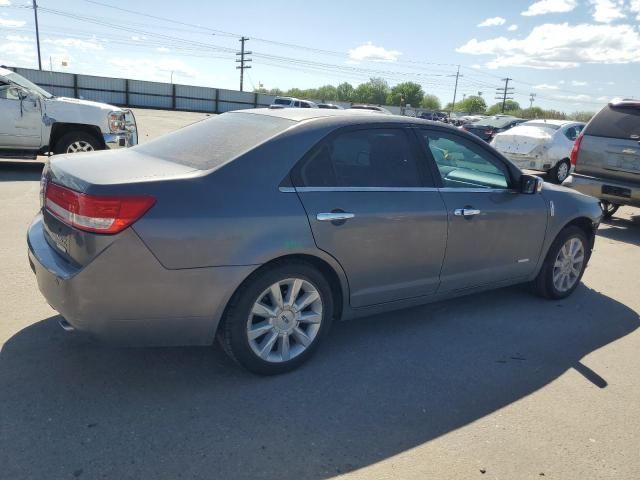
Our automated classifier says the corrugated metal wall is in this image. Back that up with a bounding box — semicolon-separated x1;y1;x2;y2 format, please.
10;67;405;115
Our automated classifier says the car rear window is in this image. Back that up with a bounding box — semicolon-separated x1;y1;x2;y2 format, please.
473;117;518;128
273;98;291;105
585;105;640;139
134;112;295;169
522;122;561;131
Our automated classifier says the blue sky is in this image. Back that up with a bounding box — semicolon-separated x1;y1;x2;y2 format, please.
1;0;638;112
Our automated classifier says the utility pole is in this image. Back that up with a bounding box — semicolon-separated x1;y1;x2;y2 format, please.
448;65;461;118
32;0;42;70
495;78;514;113
235;36;252;92
529;93;536;109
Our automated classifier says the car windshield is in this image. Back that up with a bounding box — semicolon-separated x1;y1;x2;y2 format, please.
134;112;296;170
4;71;53;98
474;117;519;128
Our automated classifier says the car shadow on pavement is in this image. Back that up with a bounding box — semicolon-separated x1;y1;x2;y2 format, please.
1;285;637;480
0;162;45;182
598;214;640;247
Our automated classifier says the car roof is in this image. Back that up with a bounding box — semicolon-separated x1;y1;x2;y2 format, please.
522;119;578;126
0;66;13;76
229;107;449;128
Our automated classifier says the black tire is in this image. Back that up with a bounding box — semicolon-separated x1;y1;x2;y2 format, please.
550;159;571;184
217;261;334;375
600;200;620;219
54;130;101;155
533;226;590;300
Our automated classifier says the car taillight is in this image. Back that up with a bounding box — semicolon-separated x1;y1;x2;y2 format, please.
44;183;155;234
570;133;584;166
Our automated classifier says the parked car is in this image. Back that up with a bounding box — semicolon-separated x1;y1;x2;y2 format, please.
563;99;640;218
0;66;137;159
28;108;602;375
349;104;392;114
418;111;448;121
462;116;526;142
317;103;343;109
491;120;585;184
270;96;317;108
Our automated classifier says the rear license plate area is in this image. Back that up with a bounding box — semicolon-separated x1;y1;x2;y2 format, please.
602;185;631;198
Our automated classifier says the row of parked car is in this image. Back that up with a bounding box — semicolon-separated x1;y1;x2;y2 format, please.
270;96;392;113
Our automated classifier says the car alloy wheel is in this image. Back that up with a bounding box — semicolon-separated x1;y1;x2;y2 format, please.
555;160;570;183
66;140;95;153
552;237;585;293
246;278;323;363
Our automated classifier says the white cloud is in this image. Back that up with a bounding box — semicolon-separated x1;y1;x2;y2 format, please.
596;95;611;101
572;80;588;86
631;0;640;20
348;42;401;62
507;24;519;31
457;23;640;69
0;38;35;65
6;34;31;42
44;38;103;51
0;17;26;27
590;0;625;23
478;17;506;27
554;93;593;102
522;0;577;16
109;57;197;82
607;81;615;85
156;47;170;52
0;0;11;5
534;83;560;90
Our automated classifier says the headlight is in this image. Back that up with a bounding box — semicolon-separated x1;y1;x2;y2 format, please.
108;111;126;132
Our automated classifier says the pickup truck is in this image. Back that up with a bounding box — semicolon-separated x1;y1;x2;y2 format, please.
0;67;137;159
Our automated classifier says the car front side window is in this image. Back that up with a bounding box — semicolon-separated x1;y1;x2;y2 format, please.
421;130;510;190
295;128;424;188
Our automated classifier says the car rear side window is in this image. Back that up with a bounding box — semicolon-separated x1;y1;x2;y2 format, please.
134;112;295;170
295;128;423;188
586;106;640;139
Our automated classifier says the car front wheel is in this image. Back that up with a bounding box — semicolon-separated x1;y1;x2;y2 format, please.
218;261;334;375
600;200;620;219
54;131;101;155
533;226;589;299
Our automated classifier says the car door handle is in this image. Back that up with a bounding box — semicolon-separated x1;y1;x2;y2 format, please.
317;212;355;222
454;208;481;217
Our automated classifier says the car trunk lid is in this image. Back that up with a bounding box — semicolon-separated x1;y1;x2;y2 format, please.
493;126;552;155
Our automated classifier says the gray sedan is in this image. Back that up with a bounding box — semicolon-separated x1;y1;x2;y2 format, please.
28;108;603;374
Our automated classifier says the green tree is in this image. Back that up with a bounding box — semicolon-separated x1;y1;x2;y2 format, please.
353;77;390;104
487;100;521;115
316;84;337;101
336;82;355;102
386;82;424;107
457;95;487;114
420;94;441;110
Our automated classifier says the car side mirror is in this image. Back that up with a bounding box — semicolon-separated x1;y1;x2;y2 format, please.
521;174;543;194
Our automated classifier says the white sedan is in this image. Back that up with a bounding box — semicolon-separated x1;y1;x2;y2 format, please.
491;120;585;183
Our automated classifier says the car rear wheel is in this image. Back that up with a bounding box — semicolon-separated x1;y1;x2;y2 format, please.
54;131;101;155
218;261;334;375
533;226;589;299
550;159;571;184
600;200;620;219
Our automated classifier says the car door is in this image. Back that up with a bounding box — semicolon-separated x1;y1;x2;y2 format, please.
291;126;448;307
0;83;42;149
417;128;548;292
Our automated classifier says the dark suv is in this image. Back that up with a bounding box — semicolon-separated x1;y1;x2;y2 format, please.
564;99;640;217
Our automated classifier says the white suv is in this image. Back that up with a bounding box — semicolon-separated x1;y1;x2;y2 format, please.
270;97;317;109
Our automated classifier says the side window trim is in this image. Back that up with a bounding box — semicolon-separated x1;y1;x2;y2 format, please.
416;127;516;191
291;124;435;189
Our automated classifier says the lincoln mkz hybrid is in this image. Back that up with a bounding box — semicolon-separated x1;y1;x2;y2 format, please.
28;109;603;374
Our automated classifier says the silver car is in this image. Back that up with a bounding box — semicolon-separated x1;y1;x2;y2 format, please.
491;120;585;184
28;108;602;374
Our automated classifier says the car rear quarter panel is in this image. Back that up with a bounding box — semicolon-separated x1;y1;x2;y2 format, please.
131;122;339;270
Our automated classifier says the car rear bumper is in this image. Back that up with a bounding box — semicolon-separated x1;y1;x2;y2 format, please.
563;173;640;207
27;214;256;346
